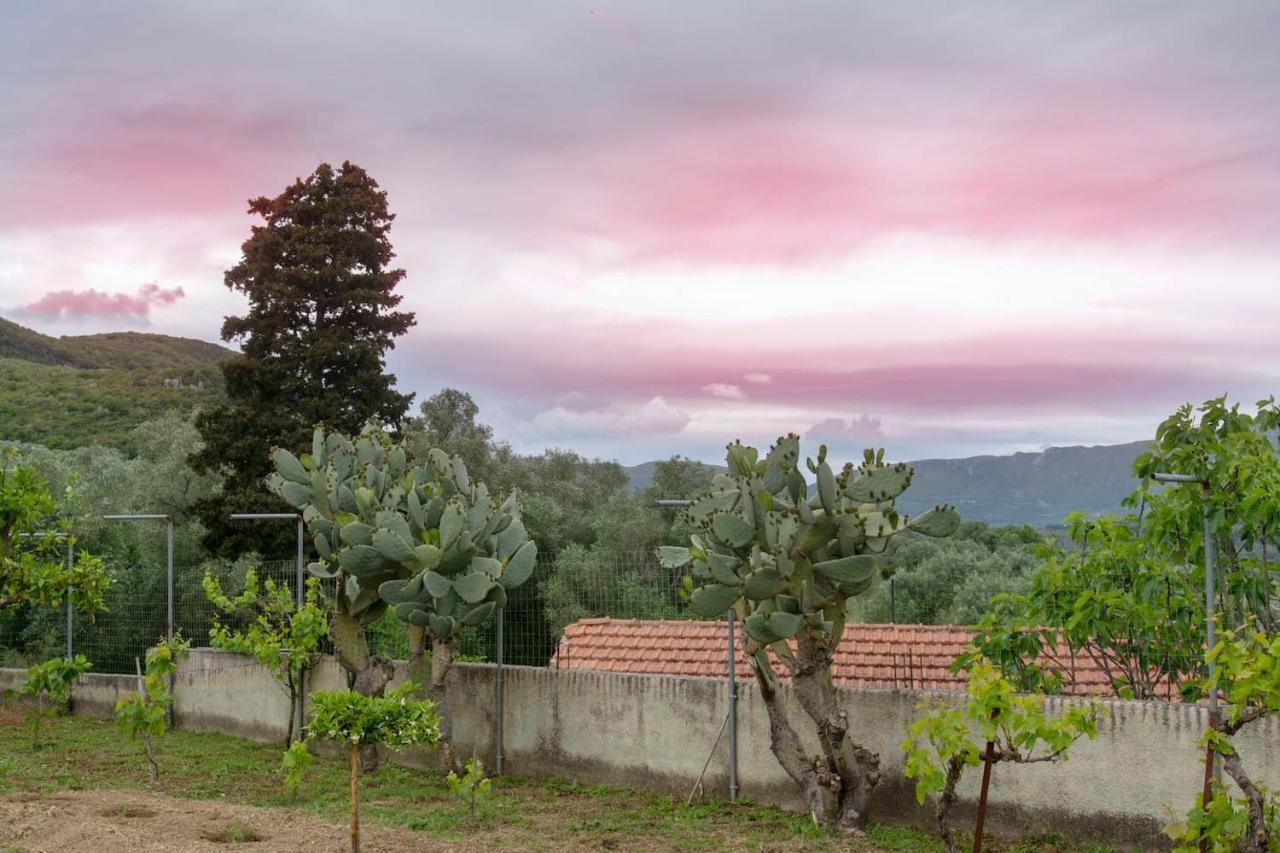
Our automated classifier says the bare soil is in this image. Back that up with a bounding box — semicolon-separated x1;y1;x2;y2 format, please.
0;790;485;853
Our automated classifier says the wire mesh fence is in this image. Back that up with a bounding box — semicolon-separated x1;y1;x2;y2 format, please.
1;548;700;673
0;544;1213;703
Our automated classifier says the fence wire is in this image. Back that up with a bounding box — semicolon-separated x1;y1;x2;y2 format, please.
0;546;1214;703
1;549;697;673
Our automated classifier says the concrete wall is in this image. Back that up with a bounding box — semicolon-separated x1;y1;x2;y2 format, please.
8;650;1275;847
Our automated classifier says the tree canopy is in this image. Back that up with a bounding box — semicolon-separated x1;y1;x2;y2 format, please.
192;161;416;557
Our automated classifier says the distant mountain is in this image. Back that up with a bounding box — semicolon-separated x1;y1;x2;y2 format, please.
624;440;1149;528
894;441;1148;526
0;317;234;449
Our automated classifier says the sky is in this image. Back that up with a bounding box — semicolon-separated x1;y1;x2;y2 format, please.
2;1;1279;465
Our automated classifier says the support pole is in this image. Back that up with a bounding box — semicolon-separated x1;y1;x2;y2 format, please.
296;515;306;738
230;512;309;740
496;607;505;775
1202;488;1220;806
890;575;896;624
1150;471;1219;847
727;608;738;802
166;518;175;644
66;540;74;661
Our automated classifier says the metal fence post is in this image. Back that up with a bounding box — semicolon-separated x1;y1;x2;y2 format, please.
296;515;306;738
230;512;310;739
66;540;74;660
166;517;174;645
496;607;505;775
727;608;738;802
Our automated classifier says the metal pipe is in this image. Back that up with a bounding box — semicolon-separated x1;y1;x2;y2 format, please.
496;607;505;775
1202;487;1220;790
166;518;174;645
66;540;74;661
230;511;308;737
297;515;306;737
1150;473;1221;816
727;608;738;801
651;499;693;507
890;576;896;624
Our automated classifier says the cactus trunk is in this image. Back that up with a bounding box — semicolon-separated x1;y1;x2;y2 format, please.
750;634;880;832
749;650;836;822
331;599;394;772
428;637;457;773
790;632;880;832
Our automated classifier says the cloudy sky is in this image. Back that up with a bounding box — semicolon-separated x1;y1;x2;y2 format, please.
3;2;1279;464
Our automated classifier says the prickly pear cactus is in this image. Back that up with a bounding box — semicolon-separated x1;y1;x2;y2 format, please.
266;424;536;644
657;435;959;654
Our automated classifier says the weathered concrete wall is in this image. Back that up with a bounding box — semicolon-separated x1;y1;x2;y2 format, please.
442;665;1261;848
0;666;136;717
7;650;1275;847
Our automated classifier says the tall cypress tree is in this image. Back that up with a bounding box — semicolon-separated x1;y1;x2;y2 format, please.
192;162;416;556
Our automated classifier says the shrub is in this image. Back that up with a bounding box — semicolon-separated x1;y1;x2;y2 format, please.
12;654;91;747
114;637;190;782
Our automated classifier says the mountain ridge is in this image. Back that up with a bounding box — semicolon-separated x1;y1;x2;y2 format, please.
0;316;234;449
624;439;1150;527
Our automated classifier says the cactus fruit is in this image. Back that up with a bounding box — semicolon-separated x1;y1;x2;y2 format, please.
656;435;959;650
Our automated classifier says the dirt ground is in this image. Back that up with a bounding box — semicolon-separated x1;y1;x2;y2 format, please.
0;790;487;853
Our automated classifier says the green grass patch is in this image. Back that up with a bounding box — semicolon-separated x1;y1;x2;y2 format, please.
0;708;1107;851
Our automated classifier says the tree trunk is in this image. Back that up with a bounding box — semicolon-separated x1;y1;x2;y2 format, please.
331;599;393;772
284;676;296;748
789;632;881;831
936;755;964;853
748;649;836;823
428;636;457;773
1222;750;1269;853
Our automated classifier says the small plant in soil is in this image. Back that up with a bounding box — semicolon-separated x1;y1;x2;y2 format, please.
902;660;1099;853
114;637;190;783
11;654;91;748
446;757;493;822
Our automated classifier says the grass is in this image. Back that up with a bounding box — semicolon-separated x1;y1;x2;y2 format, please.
0;707;1106;852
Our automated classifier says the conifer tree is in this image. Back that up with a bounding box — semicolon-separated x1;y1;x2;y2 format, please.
193;162;415;556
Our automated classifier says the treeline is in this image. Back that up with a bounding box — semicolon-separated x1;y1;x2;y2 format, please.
0;392;1053;668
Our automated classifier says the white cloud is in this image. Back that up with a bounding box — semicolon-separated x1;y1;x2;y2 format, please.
530;396;690;437
743;373;772;385
807;415;886;442
702;382;745;399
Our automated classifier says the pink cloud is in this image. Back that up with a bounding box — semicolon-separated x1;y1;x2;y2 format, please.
16;283;186;319
1;101;309;228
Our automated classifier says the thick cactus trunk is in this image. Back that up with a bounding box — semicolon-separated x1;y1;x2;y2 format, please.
749;635;881;833
407;623;457;773
331;600;393;771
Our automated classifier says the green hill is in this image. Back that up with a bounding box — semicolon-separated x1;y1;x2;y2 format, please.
624;440;1149;528
0;317;234;449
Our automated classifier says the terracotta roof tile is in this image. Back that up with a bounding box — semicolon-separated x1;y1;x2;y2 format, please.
550;618;1138;696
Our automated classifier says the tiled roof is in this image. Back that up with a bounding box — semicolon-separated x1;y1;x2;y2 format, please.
552;618;1137;696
